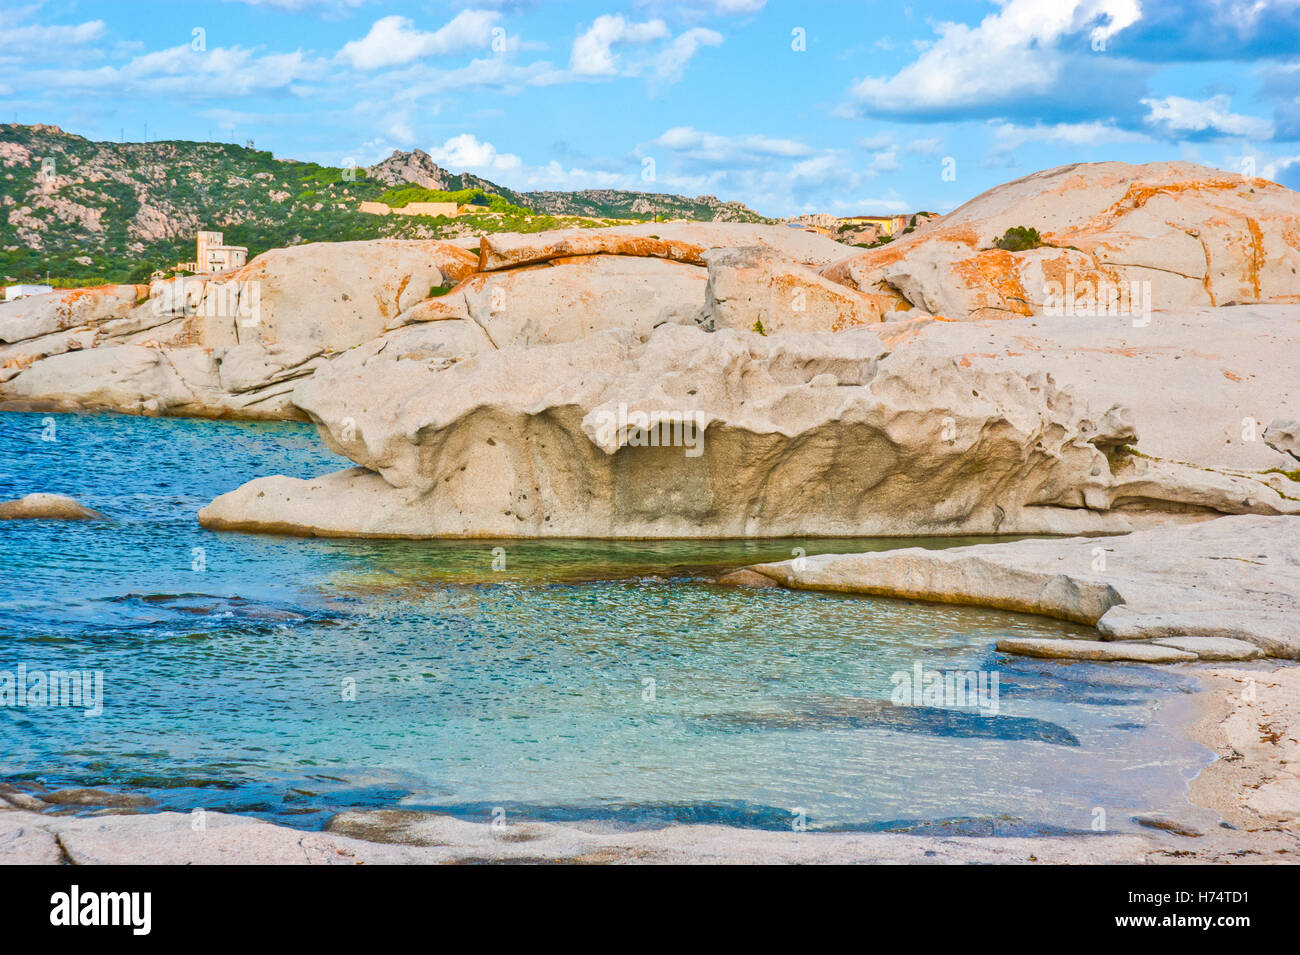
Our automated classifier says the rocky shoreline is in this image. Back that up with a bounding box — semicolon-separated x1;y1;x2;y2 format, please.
722;515;1300;659
3;158;1299;864
3;662;1296;864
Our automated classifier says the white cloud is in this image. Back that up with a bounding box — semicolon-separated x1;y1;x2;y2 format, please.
857;132;895;150
847;0;1141;115
27;44;322;97
0;16;104;54
1261;153;1300;181
571;15;670;75
652;27;722;85
989;119;1151;150
427;132;522;172
868;148;901;173
339;11;499;70
646;126;812;165
905;137;944;155
1141;94;1274;139
387;119;417;144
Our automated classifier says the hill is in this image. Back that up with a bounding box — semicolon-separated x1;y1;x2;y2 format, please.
0;126;768;285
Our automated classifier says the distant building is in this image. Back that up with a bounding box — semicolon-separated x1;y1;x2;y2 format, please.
839;214;908;236
175;231;247;274
195;231;247;272
3;284;54;301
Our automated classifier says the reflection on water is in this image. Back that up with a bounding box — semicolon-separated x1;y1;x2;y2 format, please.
0;411;1214;833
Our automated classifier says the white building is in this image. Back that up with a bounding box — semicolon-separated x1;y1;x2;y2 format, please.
195;231;247;272
3;284;54;301
177;231;248;274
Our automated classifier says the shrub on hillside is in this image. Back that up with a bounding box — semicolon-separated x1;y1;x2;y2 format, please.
994;226;1044;252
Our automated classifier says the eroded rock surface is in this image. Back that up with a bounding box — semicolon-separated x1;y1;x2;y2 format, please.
200;321;1297;538
823;161;1300;319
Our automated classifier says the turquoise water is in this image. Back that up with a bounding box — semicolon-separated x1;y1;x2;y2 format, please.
0;411;1213;834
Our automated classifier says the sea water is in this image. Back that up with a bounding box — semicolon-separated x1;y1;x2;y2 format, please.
0;411;1214;833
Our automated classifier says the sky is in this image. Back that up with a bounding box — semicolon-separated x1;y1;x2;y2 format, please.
2;0;1298;216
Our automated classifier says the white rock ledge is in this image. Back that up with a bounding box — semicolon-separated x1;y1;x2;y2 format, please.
737;515;1300;659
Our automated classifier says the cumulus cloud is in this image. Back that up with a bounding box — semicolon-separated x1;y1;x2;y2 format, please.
569;14;720;86
570;15;670;75
652;27;722;85
427;132;522;172
844;0;1145;120
339;11;499;70
1142;95;1274;140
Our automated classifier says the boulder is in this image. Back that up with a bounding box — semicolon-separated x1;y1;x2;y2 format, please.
715;568;781;588
155;239;479;351
1;341;326;419
824;161;1300;318
698;246;892;333
0;493;106;521
0;284;144;348
0;240;478;417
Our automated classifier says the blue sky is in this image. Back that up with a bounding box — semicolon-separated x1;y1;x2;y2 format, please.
2;0;1298;216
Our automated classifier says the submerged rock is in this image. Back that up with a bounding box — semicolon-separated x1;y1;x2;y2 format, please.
996;638;1197;663
0;493;106;521
1133;815;1204;837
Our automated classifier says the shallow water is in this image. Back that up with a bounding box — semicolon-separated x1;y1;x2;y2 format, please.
0;411;1214;833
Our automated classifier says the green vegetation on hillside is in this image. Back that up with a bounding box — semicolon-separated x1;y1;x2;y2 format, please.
376;185;533;217
0;124;769;285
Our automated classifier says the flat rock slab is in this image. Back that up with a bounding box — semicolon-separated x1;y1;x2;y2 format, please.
745;515;1300;659
0;816;64;864
0;805;1156;865
0;492;105;521
997;637;1197;663
1151;637;1265;661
